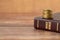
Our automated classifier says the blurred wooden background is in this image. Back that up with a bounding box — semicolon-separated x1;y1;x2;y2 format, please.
0;0;60;26
0;0;60;13
0;0;60;40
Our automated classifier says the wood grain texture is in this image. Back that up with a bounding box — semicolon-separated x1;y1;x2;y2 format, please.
0;0;60;40
0;0;60;13
0;27;60;40
0;0;60;22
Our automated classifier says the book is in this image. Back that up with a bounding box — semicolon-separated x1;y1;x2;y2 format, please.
34;17;60;33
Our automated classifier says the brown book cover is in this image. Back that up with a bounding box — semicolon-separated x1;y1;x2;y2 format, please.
34;17;60;33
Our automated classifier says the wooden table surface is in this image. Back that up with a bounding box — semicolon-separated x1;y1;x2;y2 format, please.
0;26;60;40
0;13;60;40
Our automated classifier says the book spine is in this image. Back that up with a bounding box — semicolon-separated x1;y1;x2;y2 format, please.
34;19;60;33
34;19;38;29
58;23;60;32
39;20;45;30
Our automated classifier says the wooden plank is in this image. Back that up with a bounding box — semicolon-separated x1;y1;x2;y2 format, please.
0;27;60;40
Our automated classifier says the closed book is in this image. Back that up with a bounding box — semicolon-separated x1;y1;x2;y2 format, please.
34;17;60;33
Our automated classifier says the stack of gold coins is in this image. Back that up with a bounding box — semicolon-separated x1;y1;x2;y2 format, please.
42;9;53;19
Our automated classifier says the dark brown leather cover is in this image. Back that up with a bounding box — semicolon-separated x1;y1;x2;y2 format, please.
58;23;60;32
39;20;45;30
34;19;38;29
51;22;57;32
34;17;60;33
